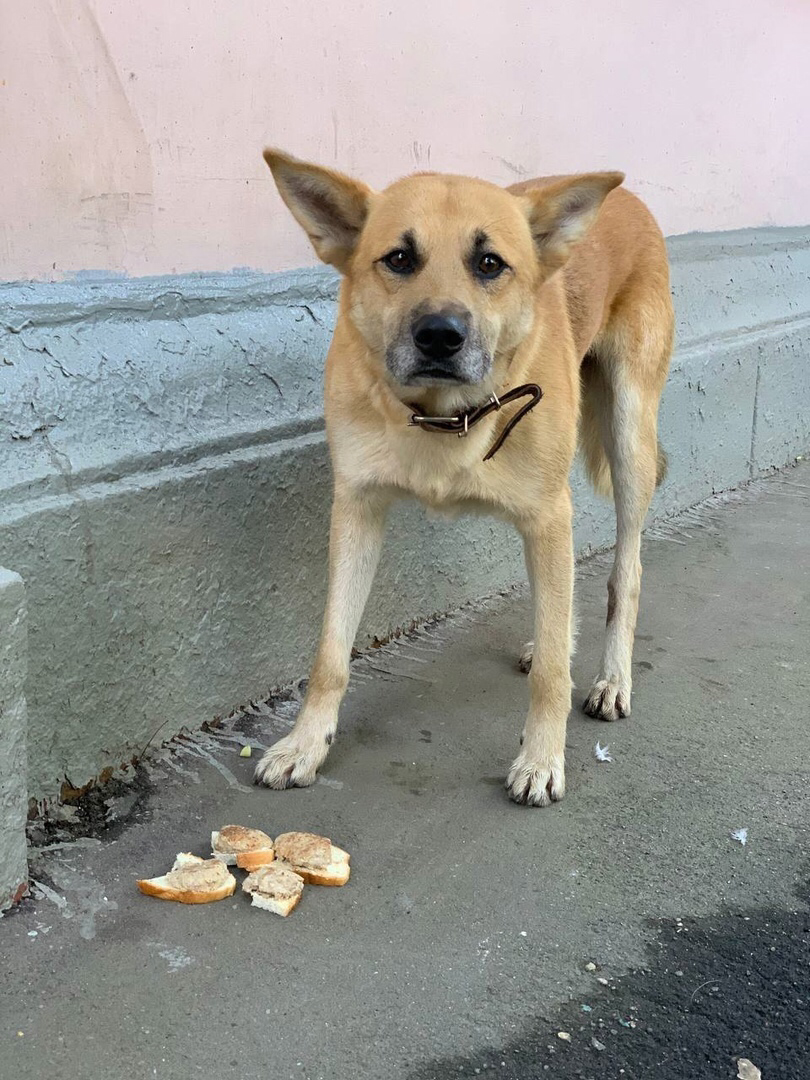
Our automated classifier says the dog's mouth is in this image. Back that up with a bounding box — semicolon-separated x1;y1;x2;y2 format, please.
403;367;469;385
385;340;494;389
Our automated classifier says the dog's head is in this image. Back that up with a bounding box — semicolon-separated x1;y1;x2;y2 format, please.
263;150;622;392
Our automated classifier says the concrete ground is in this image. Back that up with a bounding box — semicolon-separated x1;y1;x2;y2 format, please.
1;463;808;1080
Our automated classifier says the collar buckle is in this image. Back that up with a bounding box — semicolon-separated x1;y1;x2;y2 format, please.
409;413;460;427
407;382;543;460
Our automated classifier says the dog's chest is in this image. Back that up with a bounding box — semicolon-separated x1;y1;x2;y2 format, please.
391;453;488;511
340;424;512;516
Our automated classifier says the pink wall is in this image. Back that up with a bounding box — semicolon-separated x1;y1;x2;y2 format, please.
2;0;808;282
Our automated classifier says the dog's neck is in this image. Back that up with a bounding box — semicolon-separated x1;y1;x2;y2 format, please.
400;380;499;419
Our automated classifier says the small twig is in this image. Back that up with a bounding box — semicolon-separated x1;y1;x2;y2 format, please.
360;660;434;684
138;718;171;762
689;978;720;1006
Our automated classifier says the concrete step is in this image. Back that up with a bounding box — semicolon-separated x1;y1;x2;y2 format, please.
0;567;28;912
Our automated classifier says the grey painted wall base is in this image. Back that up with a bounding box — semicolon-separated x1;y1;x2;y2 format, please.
1;227;809;803
0;568;28;911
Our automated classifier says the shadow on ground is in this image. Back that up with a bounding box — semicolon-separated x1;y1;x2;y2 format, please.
410;878;809;1079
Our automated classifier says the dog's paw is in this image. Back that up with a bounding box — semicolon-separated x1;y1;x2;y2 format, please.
506;749;565;807
517;641;534;674
583;678;631;721
253;732;329;789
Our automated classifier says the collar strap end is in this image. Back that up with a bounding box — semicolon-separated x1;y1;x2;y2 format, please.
408;383;543;460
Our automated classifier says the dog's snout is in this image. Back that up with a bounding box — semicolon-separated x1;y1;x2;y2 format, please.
392;305;484;385
412;312;467;361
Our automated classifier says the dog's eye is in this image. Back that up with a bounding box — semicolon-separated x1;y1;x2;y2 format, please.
477;253;507;279
383;249;415;274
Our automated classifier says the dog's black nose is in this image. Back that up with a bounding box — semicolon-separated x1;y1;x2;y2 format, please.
412;313;467;361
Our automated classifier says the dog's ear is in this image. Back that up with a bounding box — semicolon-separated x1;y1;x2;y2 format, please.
263;149;374;271
521;172;624;272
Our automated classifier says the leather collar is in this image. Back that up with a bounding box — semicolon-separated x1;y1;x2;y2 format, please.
408;382;543;461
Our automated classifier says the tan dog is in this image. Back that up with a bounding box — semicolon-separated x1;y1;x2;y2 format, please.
254;149;673;806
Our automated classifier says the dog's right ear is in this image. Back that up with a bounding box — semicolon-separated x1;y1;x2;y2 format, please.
263;149;374;271
521;172;624;274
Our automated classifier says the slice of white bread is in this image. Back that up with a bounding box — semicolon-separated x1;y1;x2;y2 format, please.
211;825;275;870
273;831;351;886
137;852;237;904
242;863;305;916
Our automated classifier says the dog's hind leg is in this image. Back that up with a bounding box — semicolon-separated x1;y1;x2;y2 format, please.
254;486;389;788
583;308;672;721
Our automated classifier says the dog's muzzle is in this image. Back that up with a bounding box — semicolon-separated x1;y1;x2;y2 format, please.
407;310;469;382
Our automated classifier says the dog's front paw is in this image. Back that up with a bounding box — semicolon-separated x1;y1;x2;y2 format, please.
253;732;330;789
517;641;534;674
506;749;565;807
583;678;630;721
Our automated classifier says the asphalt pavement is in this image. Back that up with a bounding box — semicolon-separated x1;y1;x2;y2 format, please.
1;463;808;1080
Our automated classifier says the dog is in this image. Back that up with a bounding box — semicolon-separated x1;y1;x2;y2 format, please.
254;149;673;806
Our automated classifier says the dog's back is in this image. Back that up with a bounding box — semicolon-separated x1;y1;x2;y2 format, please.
510;175;671;359
509;174;673;498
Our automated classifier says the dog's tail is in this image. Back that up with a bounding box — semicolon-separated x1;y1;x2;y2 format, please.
655;441;668;487
579;360;668;498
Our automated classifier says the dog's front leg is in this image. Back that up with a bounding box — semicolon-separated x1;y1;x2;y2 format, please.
254;486;389;788
507;496;574;806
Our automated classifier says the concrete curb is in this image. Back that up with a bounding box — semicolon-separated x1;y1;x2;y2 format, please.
0;567;28;911
1;226;809;802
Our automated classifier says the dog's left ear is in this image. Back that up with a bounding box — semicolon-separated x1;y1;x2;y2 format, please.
521;172;624;272
263;149;374;271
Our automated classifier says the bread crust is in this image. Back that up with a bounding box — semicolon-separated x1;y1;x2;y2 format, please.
235;849;276;871
242;863;305;915
137;854;237;904
136;876;236;904
211;825;275;866
274;833;351;886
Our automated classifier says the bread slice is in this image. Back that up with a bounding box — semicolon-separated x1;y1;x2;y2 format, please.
242;863;305;916
211;825;275;870
273;831;351;886
137;853;237;904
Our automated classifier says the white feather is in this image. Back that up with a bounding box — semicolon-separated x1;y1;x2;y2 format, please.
594;741;612;763
730;828;748;846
